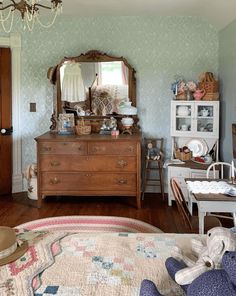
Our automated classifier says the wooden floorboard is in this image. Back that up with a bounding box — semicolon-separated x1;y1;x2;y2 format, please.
0;192;233;232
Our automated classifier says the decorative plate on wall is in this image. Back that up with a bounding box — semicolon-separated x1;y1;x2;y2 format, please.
186;138;208;157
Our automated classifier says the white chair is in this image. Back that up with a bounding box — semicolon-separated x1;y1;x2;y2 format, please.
206;161;236;179
206;161;236;221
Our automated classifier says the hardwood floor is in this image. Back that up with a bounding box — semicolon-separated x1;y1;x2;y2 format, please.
0;192;233;232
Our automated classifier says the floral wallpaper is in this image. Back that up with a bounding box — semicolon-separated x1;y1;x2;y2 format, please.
15;16;218;186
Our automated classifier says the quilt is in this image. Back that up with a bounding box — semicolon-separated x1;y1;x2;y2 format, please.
35;232;200;296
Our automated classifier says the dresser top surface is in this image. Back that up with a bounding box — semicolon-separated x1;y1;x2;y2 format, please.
35;131;142;142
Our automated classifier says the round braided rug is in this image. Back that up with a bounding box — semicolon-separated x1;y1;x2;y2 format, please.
17;216;162;233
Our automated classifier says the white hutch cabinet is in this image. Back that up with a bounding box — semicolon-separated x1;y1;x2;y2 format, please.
168;100;219;206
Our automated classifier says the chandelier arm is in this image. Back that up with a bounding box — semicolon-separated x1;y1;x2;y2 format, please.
34;4;52;10
0;4;15;11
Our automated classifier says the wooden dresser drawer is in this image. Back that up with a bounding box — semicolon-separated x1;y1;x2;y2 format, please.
40;155;136;172
88;142;137;156
38;141;87;155
41;172;136;191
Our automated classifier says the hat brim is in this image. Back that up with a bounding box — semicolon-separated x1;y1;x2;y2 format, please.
0;241;28;266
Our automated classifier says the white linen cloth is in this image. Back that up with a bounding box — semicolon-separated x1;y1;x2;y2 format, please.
186;180;236;195
61;63;86;102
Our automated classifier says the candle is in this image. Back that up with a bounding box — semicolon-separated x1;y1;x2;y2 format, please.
232;160;235;178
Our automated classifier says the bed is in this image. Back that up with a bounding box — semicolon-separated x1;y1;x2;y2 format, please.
0;217;200;296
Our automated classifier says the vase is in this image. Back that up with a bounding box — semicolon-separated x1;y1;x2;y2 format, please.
186;90;192;101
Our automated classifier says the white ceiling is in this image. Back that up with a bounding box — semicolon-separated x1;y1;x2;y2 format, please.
62;0;236;30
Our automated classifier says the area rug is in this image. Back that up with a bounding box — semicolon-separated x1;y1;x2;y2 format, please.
17;216;162;233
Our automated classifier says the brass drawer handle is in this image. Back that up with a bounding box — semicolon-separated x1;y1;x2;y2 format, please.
50;161;60;167
85;173;92;177
92;146;98;152
117;160;128;168
128;146;135;153
117;179;128;185
42;146;52;152
49;177;60;185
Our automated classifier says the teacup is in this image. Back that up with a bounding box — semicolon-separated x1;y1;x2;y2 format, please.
201;109;209;117
180;124;188;131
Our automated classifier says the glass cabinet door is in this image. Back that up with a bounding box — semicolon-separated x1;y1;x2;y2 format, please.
171;101;194;135
195;102;219;137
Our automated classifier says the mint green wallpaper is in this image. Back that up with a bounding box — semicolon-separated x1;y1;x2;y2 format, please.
219;20;236;162
18;16;218;171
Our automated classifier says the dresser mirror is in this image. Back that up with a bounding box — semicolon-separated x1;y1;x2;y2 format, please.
48;50;136;119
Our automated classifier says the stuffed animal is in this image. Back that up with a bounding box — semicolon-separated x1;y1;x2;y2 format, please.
146;142;161;160
140;279;163;296
23;163;38;200
168;227;236;286
187;250;236;296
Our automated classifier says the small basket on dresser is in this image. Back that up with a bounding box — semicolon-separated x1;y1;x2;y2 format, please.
75;118;91;135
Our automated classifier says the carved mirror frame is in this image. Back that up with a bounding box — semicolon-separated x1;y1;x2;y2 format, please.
50;50;136;118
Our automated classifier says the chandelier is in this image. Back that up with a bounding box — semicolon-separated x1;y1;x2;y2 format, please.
0;0;62;32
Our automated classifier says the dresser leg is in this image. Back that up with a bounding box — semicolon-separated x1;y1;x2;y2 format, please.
136;194;142;209
37;195;43;208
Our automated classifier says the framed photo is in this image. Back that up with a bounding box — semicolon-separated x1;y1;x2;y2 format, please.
58;113;75;135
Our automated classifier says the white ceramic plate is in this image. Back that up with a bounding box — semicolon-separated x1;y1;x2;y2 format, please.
186;139;208;157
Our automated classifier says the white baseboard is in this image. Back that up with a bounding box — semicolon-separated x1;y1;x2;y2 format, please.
12;174;23;193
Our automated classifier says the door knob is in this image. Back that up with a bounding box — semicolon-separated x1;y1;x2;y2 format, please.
0;127;13;135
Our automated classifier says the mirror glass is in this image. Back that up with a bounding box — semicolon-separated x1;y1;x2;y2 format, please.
51;50;136;117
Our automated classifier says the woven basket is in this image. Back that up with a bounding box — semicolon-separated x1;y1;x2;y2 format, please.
202;92;220;101
175;150;192;161
75;119;91;135
199;81;219;94
199;72;219;100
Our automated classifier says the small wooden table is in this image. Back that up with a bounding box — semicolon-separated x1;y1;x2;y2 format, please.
185;178;236;234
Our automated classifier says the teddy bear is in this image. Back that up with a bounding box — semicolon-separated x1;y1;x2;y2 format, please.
187;250;236;296
140;250;236;296
168;227;236;286
146;141;161;160
140;228;236;296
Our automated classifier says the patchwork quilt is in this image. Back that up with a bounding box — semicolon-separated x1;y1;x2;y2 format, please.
0;231;200;296
36;232;199;296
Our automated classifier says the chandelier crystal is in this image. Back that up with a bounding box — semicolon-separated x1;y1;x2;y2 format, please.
0;0;62;32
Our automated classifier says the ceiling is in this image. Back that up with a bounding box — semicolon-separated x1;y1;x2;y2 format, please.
62;0;236;30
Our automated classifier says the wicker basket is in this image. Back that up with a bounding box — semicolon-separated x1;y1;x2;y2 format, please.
174;150;192;161
202;92;220;101
75;119;91;135
199;72;219;100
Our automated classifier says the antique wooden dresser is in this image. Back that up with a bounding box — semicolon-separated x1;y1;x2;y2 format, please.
35;132;141;208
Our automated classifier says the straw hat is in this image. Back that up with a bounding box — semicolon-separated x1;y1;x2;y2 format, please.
47;65;57;85
0;226;28;266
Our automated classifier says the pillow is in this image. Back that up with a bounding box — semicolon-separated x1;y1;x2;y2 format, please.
91;90;113;115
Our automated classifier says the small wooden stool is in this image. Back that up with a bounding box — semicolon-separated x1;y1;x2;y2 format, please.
142;138;165;200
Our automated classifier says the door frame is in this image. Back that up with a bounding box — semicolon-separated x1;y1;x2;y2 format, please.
0;33;22;193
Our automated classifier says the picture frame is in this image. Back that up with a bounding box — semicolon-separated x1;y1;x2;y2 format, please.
58;113;75;135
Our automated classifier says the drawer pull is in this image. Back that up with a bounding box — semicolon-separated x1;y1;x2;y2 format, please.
78;146;82;151
117;160;128;168
92;146;98;152
128;146;135;153
85;173;91;177
49;177;60;185
50;161;60;167
42;146;52;152
117;179;128;185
